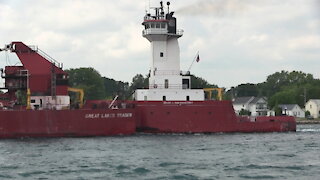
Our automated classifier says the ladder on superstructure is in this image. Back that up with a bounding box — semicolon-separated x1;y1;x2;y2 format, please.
51;63;56;98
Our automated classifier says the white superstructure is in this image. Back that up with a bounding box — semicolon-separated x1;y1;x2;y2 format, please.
30;96;70;110
134;1;204;101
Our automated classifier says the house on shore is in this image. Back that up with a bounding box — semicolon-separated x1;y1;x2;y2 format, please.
305;99;320;118
278;104;305;118
233;96;268;116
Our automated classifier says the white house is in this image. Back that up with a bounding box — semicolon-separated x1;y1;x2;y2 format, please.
278;104;305;118
233;97;268;116
305;99;320;118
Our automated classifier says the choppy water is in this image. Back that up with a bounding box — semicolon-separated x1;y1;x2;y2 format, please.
0;124;319;180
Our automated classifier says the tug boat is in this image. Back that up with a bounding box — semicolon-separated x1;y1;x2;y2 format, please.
132;1;296;133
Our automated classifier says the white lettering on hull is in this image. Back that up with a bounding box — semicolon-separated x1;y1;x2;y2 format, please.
85;113;132;119
163;101;193;105
85;113;100;118
117;113;132;118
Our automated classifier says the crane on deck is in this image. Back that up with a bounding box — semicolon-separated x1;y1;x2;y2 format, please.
203;88;224;101
67;87;84;108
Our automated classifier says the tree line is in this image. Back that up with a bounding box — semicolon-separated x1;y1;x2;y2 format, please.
66;68;320;109
225;70;320;109
66;67;216;101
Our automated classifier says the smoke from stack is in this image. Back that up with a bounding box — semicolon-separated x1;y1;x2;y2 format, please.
175;0;251;16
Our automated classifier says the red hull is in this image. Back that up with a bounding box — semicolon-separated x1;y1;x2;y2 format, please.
0;109;136;138
0;100;296;138
134;101;296;133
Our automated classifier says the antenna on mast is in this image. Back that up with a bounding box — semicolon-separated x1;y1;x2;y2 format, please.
145;0;151;13
187;51;200;72
145;0;147;13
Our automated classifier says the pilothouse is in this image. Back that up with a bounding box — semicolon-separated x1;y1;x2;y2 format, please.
134;1;204;101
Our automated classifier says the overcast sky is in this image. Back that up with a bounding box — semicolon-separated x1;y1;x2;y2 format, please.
1;0;319;88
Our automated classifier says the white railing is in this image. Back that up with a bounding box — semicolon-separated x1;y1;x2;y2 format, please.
256;107;268;111
149;83;190;89
154;70;180;76
180;71;190;76
175;29;184;36
142;29;184;36
29;45;63;68
143;29;168;36
144;16;166;21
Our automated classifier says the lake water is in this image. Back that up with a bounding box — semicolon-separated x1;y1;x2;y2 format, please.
0;124;319;179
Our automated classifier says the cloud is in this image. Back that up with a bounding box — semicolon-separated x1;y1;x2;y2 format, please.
236;34;269;44
0;0;319;87
287;35;320;50
0;0;148;77
176;0;250;16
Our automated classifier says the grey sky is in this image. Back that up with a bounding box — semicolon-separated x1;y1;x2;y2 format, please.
0;0;319;88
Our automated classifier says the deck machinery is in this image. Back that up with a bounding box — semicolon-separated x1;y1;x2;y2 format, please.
0;42;136;138
0;42;69;110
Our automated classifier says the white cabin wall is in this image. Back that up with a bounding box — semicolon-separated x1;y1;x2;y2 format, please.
166;38;180;71
30;96;70;110
150;39;180;72
134;89;204;101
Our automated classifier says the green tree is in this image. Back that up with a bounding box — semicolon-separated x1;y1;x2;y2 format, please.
274;104;282;116
261;70;314;97
103;77;129;100
305;111;310;117
226;70;320;107
235;83;259;97
191;74;217;89
268;88;297;108
239;109;251;116
304;83;320;102
66;68;106;100
126;74;149;99
130;74;148;90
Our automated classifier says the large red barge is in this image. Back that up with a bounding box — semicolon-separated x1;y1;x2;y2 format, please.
134;101;295;133
0;2;295;138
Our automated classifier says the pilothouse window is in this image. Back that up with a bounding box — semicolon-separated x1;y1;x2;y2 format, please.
165;79;169;89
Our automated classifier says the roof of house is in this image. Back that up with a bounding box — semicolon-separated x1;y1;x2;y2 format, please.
307;99;320;106
250;97;266;104
233;96;266;105
233;97;253;104
278;104;300;111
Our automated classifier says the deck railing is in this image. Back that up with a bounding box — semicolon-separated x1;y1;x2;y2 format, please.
149;83;189;89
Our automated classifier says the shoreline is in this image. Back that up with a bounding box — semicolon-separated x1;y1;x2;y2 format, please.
295;118;320;124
